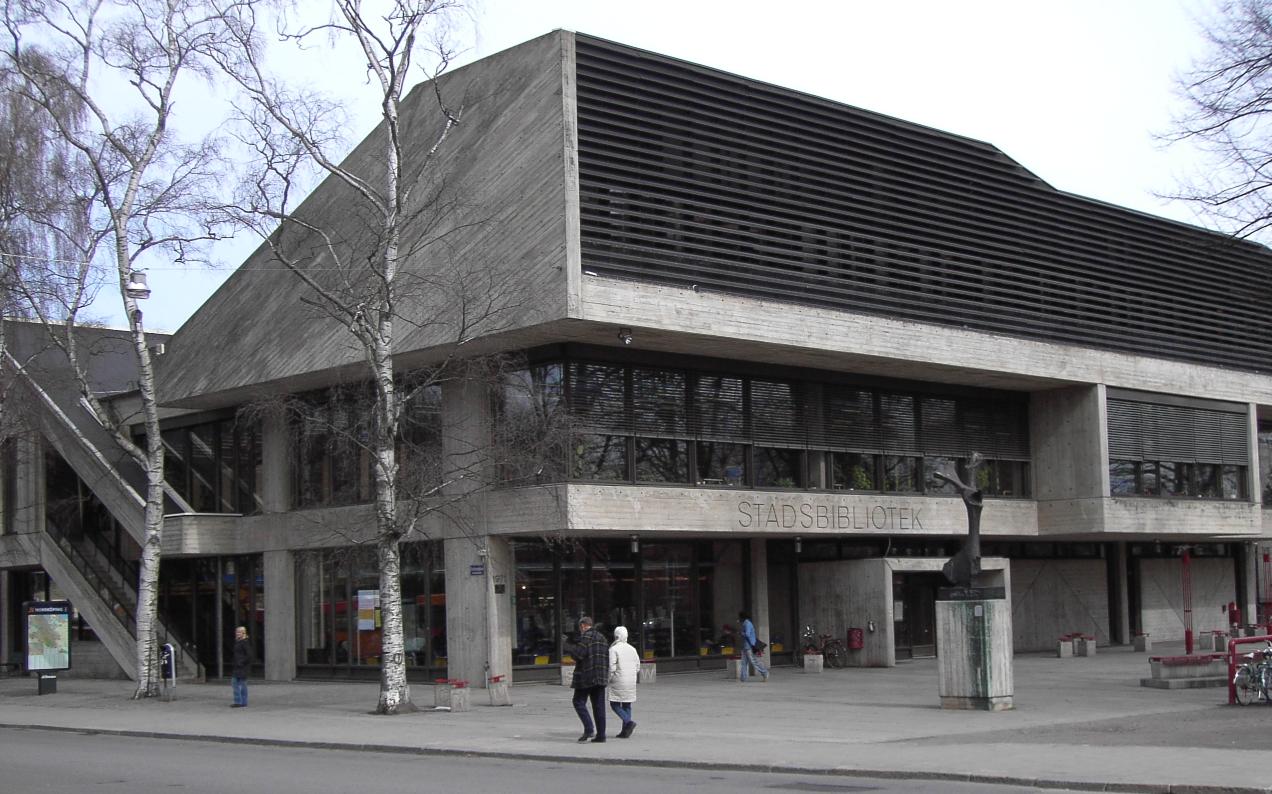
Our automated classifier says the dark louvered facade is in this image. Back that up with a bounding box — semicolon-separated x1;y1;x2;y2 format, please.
574;35;1272;373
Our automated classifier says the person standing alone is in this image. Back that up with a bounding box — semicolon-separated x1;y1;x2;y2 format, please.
566;616;609;742
608;625;639;738
231;626;252;707
738;611;769;683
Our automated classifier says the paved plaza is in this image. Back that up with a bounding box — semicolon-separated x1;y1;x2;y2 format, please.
1;642;1268;793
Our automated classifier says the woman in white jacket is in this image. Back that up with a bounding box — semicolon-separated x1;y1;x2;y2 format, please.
608;625;640;738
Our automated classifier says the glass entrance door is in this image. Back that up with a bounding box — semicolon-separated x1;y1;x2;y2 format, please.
893;572;940;659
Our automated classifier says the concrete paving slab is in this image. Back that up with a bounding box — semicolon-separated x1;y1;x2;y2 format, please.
1;642;1268;793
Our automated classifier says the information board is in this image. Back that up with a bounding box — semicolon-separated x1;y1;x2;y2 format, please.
24;601;72;672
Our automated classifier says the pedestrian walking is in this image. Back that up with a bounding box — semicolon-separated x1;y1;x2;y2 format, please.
231;626;252;707
566;615;609;742
738;610;769;683
608;625;639;738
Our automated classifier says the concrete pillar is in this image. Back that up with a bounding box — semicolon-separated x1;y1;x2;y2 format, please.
260;408;290;513
712;542;744;642
0;569;9;667
1111;542;1131;645
444;535;513;687
750;538;770;643
439;369;512;688
14;433;43;534
263;549;295;681
1242;541;1258;629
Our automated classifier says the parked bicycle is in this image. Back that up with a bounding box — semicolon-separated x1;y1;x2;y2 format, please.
1232;641;1272;705
794;624;848;668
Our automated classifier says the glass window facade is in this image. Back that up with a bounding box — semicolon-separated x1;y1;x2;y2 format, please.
1110;398;1250;501
158;554;264;677
162;416;262;514
511;538;777;672
295;543;445;679
495;355;1032;497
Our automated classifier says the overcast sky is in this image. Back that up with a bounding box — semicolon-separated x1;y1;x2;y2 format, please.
129;0;1220;333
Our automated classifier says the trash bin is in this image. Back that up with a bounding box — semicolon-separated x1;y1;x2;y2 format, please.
847;627;864;650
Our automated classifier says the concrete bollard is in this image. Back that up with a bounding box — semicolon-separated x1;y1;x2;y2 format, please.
488;675;511;706
638;661;657;685
1133;634;1151;653
803;653;824;673
726;657;743;680
1076;636;1097;657
560;664;575;687
434;679;451;709
1056;638;1073;658
450;682;470;712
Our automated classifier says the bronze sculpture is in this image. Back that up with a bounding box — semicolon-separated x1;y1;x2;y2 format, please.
934;453;984;587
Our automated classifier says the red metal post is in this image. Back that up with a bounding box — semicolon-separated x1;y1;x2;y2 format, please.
1182;549;1193;655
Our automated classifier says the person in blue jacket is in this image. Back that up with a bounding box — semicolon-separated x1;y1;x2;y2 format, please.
738;610;769;683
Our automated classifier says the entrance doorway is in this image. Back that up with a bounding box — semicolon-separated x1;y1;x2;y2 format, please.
893;572;942;659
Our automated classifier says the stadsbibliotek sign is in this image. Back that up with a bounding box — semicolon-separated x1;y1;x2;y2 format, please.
736;500;924;531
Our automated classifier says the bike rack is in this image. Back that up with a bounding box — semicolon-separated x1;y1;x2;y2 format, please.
1226;633;1272;705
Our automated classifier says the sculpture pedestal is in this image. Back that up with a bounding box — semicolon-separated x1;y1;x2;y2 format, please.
936;595;1013;711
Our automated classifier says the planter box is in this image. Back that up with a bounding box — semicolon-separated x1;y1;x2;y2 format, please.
726;657;743;680
560;665;575;687
1197;632;1213;651
1056;639;1073;658
450;685;470;712
1133;634;1151;653
803;653;824;673
488;676;511;706
1075;637;1097;657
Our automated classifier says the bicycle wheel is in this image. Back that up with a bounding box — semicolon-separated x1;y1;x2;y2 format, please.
1235;665;1258;705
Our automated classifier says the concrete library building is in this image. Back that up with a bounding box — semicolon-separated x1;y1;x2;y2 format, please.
3;31;1272;686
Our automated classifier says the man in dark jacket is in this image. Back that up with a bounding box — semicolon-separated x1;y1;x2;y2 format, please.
231;626;252;707
567;616;609;742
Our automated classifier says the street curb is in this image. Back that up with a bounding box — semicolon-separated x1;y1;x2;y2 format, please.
2;722;1268;794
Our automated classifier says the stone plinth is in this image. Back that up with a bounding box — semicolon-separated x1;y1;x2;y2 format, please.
638;662;657;684
802;654;823;673
936;598;1013;711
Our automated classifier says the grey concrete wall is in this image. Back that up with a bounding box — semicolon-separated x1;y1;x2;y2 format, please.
1010;559;1109;651
1139;557;1234;641
1031;386;1106;503
443;535;513;687
263;549;295;681
713;542;744;643
1111;543;1131;645
62;640;129;679
750;538;770;645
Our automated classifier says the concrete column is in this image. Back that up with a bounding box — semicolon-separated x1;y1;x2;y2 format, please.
1242;541;1258;628
1111;542;1131;645
14;433;43;534
444;535;513;687
259;408;291;513
750;538;770;643
263;549;296;681
439;369;512;687
0;569;10;667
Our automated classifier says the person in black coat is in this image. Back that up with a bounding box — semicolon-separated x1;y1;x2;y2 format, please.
566;616;610;743
231;626;252;707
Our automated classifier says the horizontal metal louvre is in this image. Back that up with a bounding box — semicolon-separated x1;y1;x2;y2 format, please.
880;393;920;455
1107;398;1249;464
689;374;745;441
574;37;1272;373
632;367;688;438
820;386;881;452
567;361;628;433
751;378;809;447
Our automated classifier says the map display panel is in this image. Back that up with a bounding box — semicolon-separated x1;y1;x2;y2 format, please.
25;601;72;672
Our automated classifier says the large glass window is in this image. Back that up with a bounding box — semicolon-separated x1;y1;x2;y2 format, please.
754;447;804;488
697;441;746;486
159;418;261;514
634;437;689;483
883;455;920;492
831;452;877;491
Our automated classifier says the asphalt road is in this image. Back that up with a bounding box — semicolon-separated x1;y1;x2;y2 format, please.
0;726;1082;794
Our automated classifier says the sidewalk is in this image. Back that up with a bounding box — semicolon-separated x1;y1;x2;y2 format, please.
1;642;1268;793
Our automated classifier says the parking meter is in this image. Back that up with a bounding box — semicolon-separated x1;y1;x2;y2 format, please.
160;643;176;683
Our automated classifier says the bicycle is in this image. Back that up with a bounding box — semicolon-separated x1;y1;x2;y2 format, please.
1232;641;1272;705
794;625;848;668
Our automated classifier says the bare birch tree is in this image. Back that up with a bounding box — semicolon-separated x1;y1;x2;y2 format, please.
212;0;502;715
1166;0;1272;239
3;0;238;698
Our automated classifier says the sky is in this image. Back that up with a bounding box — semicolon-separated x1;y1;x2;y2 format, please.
126;0;1221;333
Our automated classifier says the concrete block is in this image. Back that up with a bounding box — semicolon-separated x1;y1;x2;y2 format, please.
1056;639;1073;658
803;654;824;673
449;686;470;712
1133;634;1151;653
937;599;1014;712
726;658;743;680
1197;632;1213;651
487;677;511;706
638;662;656;684
1076;637;1096;657
434;682;451;709
560;665;574;687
